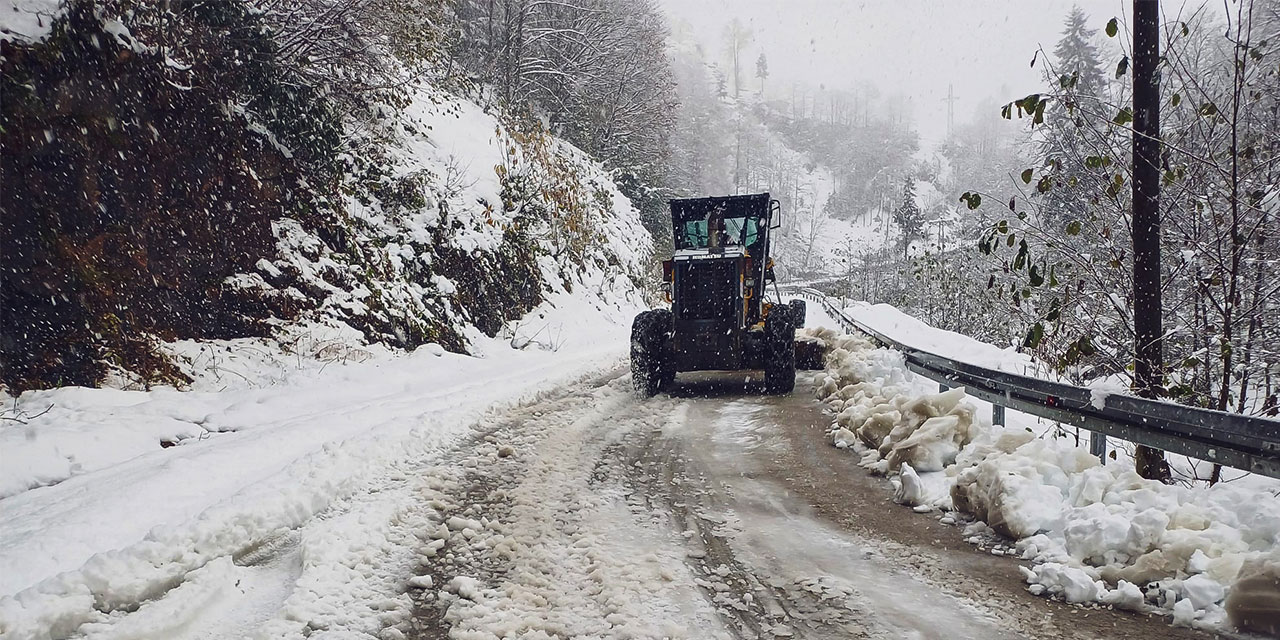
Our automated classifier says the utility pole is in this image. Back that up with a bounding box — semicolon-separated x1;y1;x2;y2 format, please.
942;84;959;137
1131;0;1171;481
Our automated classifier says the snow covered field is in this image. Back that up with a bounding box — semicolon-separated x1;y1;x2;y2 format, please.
805;318;1280;635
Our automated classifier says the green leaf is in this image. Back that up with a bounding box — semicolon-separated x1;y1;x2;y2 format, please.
1181;22;1189;37
997;220;1009;234
1171;92;1181;107
1199;102;1218;116
1115;55;1129;78
960;192;982;210
1007;233;1016;248
1106;18;1119;38
1036;176;1053;193
1066;220;1082;235
1077;335;1097;356
1029;264;1044;287
1021;168;1034;184
1024;322;1045;348
1113;107;1134;125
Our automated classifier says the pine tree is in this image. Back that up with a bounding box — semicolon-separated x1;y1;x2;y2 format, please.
1039;6;1112;224
756;52;768;94
893;177;923;257
1054;6;1107;98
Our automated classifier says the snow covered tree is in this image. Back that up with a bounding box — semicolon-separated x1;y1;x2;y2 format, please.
756;52;768;94
1054;6;1108;97
668;43;733;200
723;18;752;99
1038;5;1113;225
893;177;924;257
450;0;676;227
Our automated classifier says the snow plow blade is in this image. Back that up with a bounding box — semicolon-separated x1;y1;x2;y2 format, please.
796;337;825;370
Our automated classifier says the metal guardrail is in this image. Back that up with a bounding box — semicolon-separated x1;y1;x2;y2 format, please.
788;287;1280;480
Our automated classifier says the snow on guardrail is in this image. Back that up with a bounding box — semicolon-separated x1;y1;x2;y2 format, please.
787;288;1280;481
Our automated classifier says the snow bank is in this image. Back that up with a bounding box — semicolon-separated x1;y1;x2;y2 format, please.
816;333;980;476
0;278;642;640
841;301;1043;376
812;328;1280;635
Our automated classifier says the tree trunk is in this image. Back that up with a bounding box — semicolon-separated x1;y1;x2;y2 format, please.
1131;0;1171;482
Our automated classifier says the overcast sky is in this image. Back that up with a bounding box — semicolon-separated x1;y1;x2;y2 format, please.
656;0;1144;145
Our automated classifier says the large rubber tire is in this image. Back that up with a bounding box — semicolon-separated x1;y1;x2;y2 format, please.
789;299;807;328
651;309;675;390
764;306;797;394
630;309;672;397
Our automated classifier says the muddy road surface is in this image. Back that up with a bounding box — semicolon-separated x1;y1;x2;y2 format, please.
399;369;1217;639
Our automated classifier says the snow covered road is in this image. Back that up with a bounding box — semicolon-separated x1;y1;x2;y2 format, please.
384;368;1215;639
0;302;1224;639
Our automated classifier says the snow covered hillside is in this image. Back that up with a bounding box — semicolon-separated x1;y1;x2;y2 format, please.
0;1;654;392
770;165;887;281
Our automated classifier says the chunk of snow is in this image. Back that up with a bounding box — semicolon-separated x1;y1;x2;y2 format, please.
892;463;924;507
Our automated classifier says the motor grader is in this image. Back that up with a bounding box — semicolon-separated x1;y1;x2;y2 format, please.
630;193;806;396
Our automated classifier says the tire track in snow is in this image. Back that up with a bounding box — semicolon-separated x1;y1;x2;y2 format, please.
402;371;729;639
399;368;1016;639
617;402;889;639
612;374;1026;640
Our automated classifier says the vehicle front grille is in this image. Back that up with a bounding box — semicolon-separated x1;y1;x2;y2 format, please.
676;259;738;321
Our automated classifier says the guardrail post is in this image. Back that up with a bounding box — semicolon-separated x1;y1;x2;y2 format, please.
992;403;1005;426
1090;432;1107;462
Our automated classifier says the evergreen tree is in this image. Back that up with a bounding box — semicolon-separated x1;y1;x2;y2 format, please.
1039;6;1112;224
893;177;924;257
1054;6;1108;97
756;52;768;94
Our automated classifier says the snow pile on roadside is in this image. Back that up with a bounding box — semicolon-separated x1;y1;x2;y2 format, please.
813;332;1280;634
817;333;981;476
